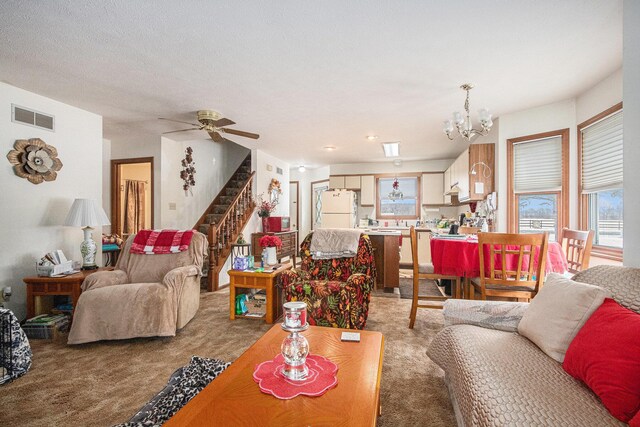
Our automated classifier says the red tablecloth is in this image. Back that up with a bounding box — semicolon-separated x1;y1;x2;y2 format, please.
430;238;568;278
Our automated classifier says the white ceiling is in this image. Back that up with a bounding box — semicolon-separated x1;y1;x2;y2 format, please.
0;1;622;168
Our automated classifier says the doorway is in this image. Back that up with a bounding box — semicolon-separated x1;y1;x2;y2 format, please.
111;157;154;240
289;181;299;243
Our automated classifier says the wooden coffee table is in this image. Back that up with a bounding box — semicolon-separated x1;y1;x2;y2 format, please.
165;324;385;426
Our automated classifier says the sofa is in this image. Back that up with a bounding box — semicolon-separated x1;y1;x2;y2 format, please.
68;231;207;344
278;232;376;329
427;265;639;426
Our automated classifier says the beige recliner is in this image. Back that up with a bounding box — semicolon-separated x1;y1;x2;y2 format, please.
68;232;207;345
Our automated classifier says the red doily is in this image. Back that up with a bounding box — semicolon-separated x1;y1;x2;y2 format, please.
253;353;338;399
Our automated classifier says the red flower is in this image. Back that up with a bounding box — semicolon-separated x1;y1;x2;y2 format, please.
259;235;282;248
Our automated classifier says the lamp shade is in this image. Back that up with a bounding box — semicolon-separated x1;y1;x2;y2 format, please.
64;198;111;227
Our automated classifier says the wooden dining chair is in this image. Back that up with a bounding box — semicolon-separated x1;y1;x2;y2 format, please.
469;232;549;302
458;226;481;235
408;226;461;328
558;228;594;275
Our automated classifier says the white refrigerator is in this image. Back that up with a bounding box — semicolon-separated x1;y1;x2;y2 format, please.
320;190;357;228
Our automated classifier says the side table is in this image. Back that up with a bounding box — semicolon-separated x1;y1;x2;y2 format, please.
23;268;110;320
228;263;292;324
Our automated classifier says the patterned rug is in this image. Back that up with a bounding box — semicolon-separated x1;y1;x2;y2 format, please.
398;276;447;300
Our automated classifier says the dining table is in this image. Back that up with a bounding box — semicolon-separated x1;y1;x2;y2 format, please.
430;234;569;278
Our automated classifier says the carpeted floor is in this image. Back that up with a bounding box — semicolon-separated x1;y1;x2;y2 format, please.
0;290;455;427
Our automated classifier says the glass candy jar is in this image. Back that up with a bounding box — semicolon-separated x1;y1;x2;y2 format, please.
280;301;310;381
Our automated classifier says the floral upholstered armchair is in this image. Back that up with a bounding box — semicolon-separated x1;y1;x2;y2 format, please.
278;232;376;329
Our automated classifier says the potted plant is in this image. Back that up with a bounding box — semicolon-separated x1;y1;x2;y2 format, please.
255;194;277;232
259;235;282;266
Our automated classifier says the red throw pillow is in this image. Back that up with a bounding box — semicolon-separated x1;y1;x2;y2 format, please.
631;410;640;427
563;298;640;423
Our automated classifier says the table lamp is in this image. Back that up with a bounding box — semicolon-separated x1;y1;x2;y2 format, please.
64;198;111;270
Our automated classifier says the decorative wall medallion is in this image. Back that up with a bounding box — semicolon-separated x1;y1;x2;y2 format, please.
180;146;196;196
6;138;63;184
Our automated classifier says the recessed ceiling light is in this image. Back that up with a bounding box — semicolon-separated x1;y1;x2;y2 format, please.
382;142;400;158
298;165;306;172
367;135;378;141
323;145;337;151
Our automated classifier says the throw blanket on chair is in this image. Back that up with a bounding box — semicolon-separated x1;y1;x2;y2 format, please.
310;228;361;260
130;229;194;254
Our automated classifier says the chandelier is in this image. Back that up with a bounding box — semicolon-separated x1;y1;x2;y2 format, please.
443;83;493;141
388;178;403;201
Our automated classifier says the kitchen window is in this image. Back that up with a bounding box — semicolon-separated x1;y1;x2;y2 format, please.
376;175;420;220
507;129;569;241
579;104;623;258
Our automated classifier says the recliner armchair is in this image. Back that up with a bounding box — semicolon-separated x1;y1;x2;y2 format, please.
68;231;207;344
278;232;376;329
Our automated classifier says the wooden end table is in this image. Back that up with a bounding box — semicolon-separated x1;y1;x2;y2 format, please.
228;263;292;324
23;268;109;320
165;324;385;427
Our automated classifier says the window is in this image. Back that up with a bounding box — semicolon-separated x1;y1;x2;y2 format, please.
376;175;420;219
507;129;569;241
579;103;623;257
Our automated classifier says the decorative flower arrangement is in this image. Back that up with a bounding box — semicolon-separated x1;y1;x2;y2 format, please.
6;138;63;184
180;147;196;196
392;178;400;190
255;193;277;218
388;177;403;201
259;235;282;249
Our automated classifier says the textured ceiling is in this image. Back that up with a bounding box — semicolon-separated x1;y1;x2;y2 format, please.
0;0;622;168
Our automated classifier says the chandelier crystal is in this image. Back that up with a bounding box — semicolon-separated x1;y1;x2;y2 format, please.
443;83;493;141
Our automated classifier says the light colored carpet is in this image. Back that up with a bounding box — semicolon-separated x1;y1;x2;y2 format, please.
0;290;455;427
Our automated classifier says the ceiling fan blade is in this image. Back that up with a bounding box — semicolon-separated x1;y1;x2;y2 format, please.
220;128;260;139
208;131;224;142
212;118;236;127
159;117;200;127
162;127;201;134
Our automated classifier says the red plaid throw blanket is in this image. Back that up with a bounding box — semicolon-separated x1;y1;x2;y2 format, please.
130;230;194;254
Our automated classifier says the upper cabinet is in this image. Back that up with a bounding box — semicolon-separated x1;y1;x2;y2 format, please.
329;175;345;189
344;175;361;190
443;143;495;203
360;175;375;206
422;173;444;205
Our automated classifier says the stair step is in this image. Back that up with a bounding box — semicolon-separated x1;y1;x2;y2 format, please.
220;195;235;205
227;180;243;189
198;224;210;235
235;173;250;181
225;188;240;196
206;213;224;224
212;204;229;214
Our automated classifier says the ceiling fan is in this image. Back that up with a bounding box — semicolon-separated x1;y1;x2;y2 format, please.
159;110;260;143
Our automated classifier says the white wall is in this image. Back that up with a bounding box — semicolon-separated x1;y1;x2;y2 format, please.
495;99;577;231
576;68;623;124
290;166;330;239
0;82;103;320
102;138;111;233
110;134;162;227
623;0;640;266
330;159;453;175
160;137;249;229
255;149;290;216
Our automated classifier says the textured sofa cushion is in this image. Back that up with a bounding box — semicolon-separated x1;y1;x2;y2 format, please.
517;273;609;362
563;299;640;423
427;325;623;426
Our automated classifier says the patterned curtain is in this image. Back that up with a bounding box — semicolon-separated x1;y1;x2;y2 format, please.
123;180;146;234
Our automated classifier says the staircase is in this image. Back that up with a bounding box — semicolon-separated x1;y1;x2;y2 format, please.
194;154;255;292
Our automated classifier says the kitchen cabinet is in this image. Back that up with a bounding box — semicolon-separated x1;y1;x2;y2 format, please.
444;143;495;204
422;173;444;205
400;229;431;265
345;175;361;190
443;167;452;205
369;234;400;290
329;175;345;189
360;175;375;206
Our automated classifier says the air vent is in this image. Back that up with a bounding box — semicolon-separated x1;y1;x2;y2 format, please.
11;104;55;131
276;167;283;175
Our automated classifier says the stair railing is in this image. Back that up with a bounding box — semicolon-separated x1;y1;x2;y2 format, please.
207;171;256;291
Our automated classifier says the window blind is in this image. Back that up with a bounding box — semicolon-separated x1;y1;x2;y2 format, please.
581;110;623;193
513;136;562;193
